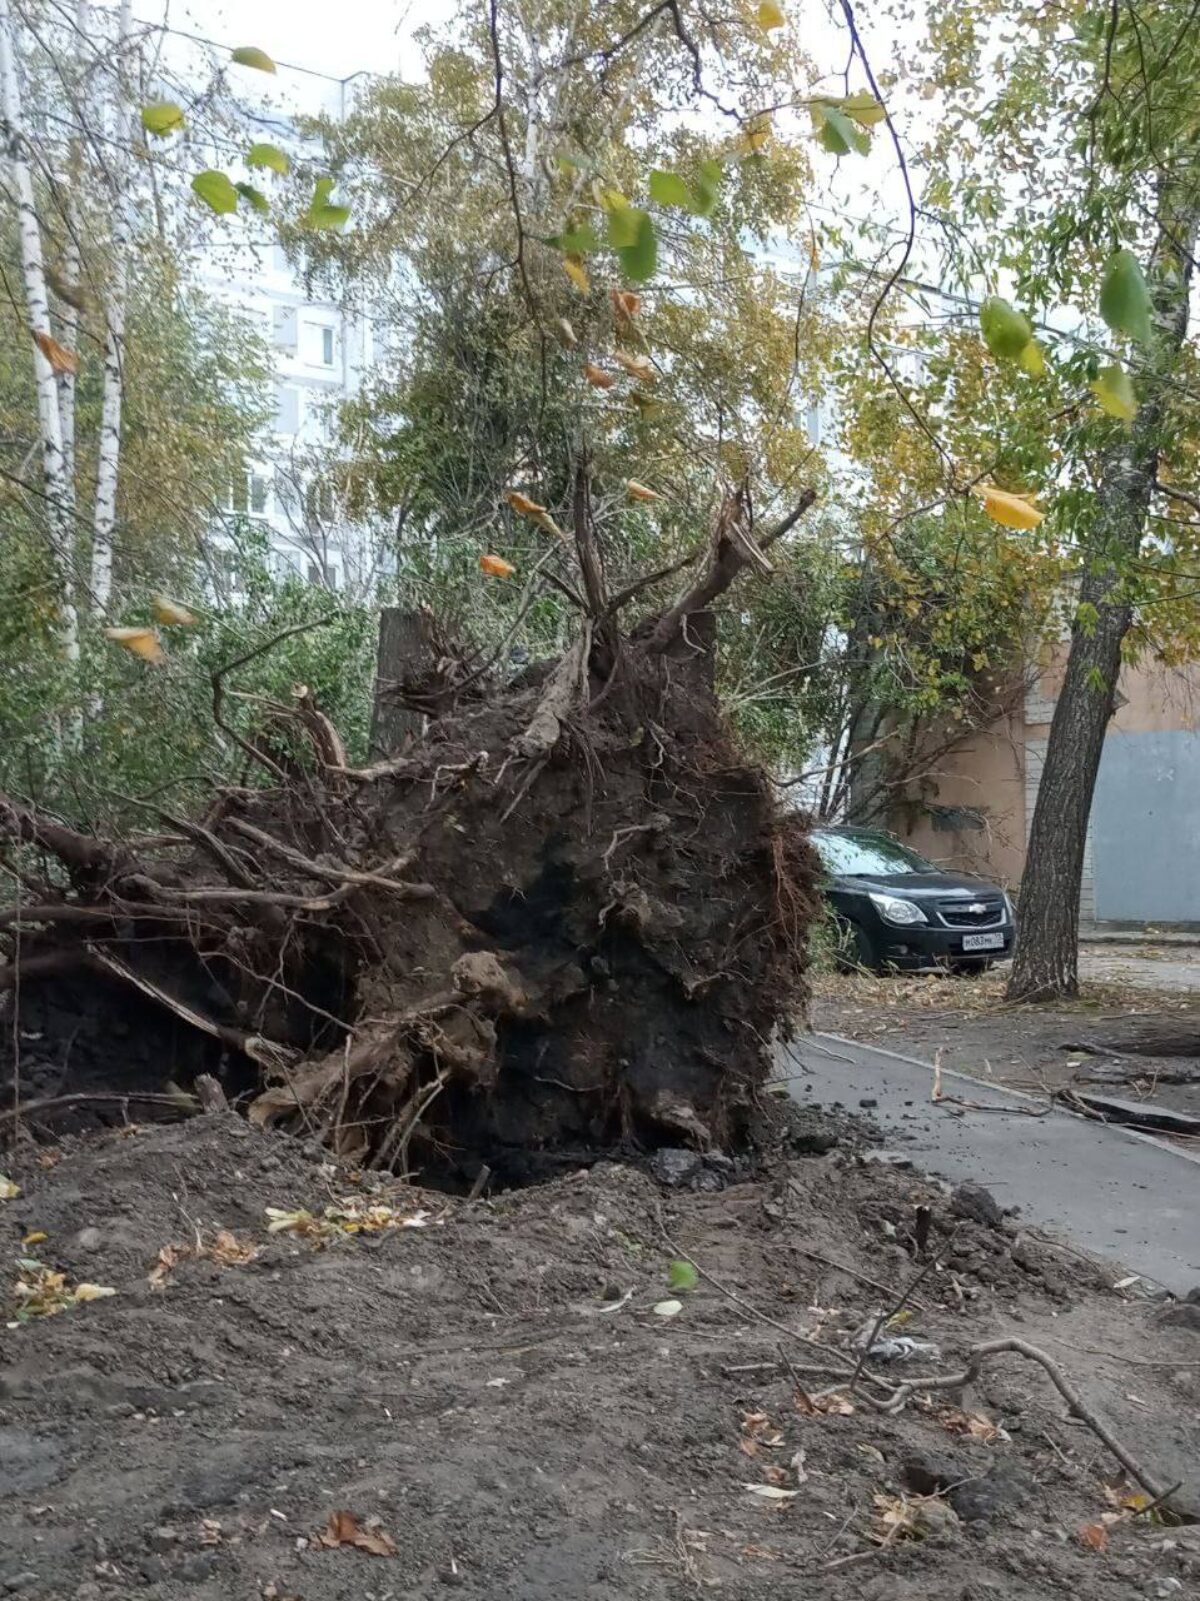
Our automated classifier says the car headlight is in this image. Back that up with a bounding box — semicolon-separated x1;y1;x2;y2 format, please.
868;892;928;927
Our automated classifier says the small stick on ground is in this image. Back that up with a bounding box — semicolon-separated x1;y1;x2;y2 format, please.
883;1338;1176;1505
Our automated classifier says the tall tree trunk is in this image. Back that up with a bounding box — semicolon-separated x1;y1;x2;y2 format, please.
57;0;93;517
1008;190;1200;1001
90;0;133;616
0;0;79;666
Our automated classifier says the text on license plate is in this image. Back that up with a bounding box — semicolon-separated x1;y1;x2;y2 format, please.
961;932;1004;951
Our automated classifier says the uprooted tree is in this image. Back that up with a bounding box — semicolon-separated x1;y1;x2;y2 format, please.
1;478;817;1183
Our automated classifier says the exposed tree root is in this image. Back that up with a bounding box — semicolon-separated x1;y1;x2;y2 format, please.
1;483;818;1182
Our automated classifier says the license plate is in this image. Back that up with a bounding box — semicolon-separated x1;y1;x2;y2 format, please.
961;932;1004;952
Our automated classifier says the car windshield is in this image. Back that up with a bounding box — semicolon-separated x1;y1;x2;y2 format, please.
812;830;937;877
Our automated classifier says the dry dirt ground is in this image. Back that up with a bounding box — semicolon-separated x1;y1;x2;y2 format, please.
812;955;1200;1124
2;1114;1199;1600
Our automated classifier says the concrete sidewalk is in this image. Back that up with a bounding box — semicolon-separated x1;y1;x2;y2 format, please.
775;1031;1200;1295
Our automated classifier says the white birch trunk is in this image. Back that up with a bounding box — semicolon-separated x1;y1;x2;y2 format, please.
57;0;93;509
90;0;133;616
0;0;79;665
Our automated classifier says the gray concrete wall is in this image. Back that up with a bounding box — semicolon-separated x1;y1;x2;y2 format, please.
1092;729;1200;925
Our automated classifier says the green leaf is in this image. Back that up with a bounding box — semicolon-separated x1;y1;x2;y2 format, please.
615;209;657;282
1084;664;1108;694
550;223;602;253
247;142;290;175
235;182;270;215
1091;362;1138;421
231;46;276;73
307;203;351;231
1018;339;1046;376
140;101;184;136
668;1259;698;1293
813;102;870;157
837;91;887;126
191;170;239;215
1100;249;1152;346
649;169;695;209
979;295;1034;361
606;203;642;250
303;176;350;229
694;158;722;217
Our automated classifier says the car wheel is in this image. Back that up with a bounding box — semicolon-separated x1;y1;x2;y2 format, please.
950;959;991;977
835;919;880;975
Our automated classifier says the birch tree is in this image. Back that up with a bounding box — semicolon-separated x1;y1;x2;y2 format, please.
89;0;133;615
0;0;78;664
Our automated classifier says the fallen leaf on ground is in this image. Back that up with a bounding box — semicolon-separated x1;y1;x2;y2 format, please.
872;1492;958;1543
1078;1522;1109;1552
583;363;617;389
652;1297;683;1317
316;1510;397;1556
938;1406;1008;1443
761;1464;791;1486
72;1282;116;1303
208;1229;260;1266
742;1411;785;1445
21;1232;47;1247
0;1175;19;1200
667;1258;698;1292
794;1388;854;1416
743;1483;797;1501
627;480;662;503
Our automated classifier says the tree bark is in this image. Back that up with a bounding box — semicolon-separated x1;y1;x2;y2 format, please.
370;607;435;755
89;0;133;617
0;0;79;665
1008;190;1200;1001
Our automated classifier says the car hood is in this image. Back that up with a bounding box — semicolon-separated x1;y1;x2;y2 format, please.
835;871;1002;900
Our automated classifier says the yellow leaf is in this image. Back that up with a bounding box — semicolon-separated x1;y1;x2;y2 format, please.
72;1282;117;1303
555;318;578;348
756;0;786;28
614;349;655;384
583;363;617;390
627;480;662;502
742;116;771;154
563;255;590;295
611;289;641;322
505;490;547;518
31;329;79;376
152;596;198;626
0;1174;19;1200
977;484;1045;531
1091;362;1138;421
104;626;167;665
21;1231;47;1246
479;554;515;578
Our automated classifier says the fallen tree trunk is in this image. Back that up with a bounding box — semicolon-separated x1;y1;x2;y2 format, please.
0;481;817;1186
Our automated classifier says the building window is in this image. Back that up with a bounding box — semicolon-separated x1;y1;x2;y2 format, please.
229;470;269;515
322;326;335;366
274;384;301;435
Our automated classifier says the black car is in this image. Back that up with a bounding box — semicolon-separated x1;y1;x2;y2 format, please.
811;825;1016;974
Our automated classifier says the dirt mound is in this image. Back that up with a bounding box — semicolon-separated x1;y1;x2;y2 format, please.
2;1116;1197;1599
